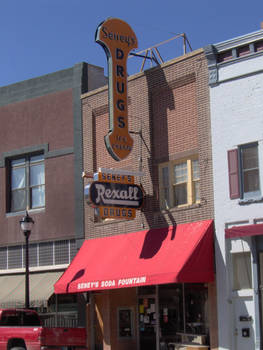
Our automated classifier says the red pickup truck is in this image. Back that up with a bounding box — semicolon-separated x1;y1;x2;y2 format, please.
0;308;87;350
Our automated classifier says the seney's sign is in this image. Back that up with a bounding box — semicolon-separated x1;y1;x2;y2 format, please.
88;181;143;208
84;171;144;220
95;18;138;161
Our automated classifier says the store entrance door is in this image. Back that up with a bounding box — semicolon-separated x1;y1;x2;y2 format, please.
138;295;158;350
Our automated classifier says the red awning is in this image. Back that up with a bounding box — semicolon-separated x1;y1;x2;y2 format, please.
225;223;263;238
54;220;214;294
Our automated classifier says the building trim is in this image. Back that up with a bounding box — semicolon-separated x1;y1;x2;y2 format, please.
0;144;76;167
214;29;263;52
45;147;74;159
205;30;263;85
72;63;85;249
0;68;75;105
0;143;49;167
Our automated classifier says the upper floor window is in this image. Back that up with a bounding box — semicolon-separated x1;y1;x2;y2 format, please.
159;157;200;209
228;143;260;200
10;154;45;212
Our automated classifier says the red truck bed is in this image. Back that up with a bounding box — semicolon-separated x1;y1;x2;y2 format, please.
0;309;87;350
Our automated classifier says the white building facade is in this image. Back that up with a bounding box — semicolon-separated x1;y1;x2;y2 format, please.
205;29;263;350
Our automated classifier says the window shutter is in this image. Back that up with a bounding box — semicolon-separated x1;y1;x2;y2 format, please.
228;149;240;199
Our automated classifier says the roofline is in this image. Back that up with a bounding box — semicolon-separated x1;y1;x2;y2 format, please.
81;48;204;99
212;29;263;52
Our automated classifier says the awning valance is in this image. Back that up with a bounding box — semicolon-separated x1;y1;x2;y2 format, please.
225;223;263;238
0;271;63;308
54;220;214;294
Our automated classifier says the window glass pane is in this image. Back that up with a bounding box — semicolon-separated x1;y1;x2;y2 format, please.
30;164;45;186
138;285;156;295
242;146;258;169
159;284;184;336
241;145;260;197
30;154;44;163
9;154;45;212
161;167;170;208
1;240;74;271
39;242;53;266
194;181;200;202
174;183;187;205
184;284;208;335
22;244;37;267
232;252;252;290
174;162;187;184
55;240;69;265
11;167;25;189
29;244;38;267
11;189;26;212
162;167;169;186
192;160;200;181
243;169;260;193
8;245;22;269
11;158;25;167
70;240;77;262
163;188;170;208
0;247;7;269
31;185;45;208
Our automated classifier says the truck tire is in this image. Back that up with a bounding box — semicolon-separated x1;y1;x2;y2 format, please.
10;347;26;350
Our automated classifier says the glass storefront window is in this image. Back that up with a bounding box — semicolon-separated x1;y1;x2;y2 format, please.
159;284;183;343
138;296;157;349
138;285;156;295
138;283;209;349
184;283;208;335
159;284;208;339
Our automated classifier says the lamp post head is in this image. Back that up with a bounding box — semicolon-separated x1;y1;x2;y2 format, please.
20;211;34;237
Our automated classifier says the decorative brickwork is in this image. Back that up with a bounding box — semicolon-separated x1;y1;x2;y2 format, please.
82;49;214;239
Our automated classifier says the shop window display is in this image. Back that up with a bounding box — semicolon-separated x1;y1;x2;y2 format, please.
138;283;209;349
159;285;184;343
184;284;208;336
138;297;157;349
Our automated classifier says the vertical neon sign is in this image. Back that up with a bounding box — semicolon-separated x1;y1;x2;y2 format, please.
95;18;138;161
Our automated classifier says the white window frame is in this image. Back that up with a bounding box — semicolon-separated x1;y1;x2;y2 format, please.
239;143;261;200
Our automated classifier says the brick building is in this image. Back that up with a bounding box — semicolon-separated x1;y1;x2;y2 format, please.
56;48;218;350
0;63;106;322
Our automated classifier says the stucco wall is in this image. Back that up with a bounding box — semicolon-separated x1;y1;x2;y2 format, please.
210;51;263;350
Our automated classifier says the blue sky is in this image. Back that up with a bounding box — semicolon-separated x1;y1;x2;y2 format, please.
1;0;263;86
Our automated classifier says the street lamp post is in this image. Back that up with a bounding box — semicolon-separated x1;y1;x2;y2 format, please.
20;211;34;309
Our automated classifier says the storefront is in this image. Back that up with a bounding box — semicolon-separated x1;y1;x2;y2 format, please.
54;220;215;350
138;283;209;349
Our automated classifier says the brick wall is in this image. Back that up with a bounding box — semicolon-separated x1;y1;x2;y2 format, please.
82;48;214;240
0;89;76;245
